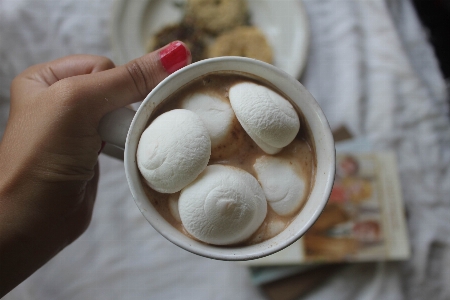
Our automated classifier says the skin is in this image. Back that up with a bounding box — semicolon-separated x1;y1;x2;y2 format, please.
0;43;191;297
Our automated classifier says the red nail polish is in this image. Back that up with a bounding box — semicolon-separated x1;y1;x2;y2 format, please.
159;41;190;74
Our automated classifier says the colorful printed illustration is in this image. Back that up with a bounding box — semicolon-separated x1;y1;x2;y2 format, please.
304;154;386;262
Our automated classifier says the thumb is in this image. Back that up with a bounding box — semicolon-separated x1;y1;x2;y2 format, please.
54;41;191;120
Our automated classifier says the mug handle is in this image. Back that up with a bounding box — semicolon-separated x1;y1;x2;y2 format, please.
98;107;135;159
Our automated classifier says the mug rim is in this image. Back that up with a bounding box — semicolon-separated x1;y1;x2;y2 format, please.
124;57;335;261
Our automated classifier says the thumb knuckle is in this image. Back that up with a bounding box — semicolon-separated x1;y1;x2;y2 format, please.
125;58;160;99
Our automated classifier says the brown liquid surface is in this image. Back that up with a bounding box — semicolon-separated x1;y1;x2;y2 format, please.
141;72;316;246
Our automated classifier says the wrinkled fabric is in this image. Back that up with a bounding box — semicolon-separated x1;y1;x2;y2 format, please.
0;0;449;299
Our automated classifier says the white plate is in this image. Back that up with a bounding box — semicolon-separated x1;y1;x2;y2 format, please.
110;0;309;79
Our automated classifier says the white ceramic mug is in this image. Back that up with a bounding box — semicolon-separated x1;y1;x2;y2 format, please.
98;57;335;261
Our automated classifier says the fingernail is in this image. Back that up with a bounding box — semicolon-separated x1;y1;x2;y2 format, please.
159;41;191;74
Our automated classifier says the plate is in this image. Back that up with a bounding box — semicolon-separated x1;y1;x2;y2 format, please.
110;0;309;79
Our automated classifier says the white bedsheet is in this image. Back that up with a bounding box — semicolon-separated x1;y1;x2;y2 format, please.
1;0;449;299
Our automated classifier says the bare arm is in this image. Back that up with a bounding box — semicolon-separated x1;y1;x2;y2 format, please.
0;41;191;297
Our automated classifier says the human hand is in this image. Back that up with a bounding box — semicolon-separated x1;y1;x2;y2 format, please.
0;41;191;297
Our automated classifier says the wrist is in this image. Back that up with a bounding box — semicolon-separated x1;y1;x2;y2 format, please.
0;156;91;297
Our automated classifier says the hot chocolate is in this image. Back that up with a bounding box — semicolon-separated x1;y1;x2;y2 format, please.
139;72;316;246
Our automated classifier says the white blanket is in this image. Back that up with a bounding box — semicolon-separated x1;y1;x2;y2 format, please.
1;0;449;299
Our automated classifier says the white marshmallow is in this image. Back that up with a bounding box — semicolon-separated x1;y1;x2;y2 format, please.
179;165;267;245
253;155;307;216
229;82;300;154
267;219;286;239
137;109;211;193
180;92;235;148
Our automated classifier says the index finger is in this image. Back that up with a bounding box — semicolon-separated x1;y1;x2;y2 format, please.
12;55;116;99
51;41;191;119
